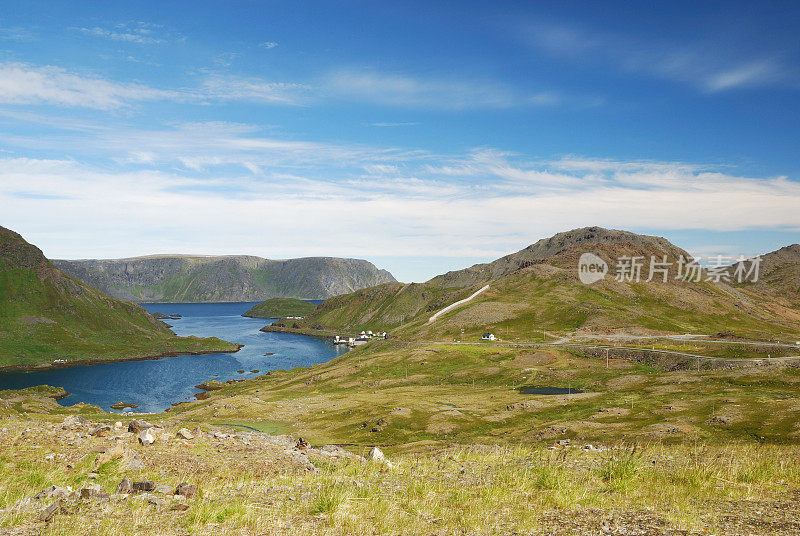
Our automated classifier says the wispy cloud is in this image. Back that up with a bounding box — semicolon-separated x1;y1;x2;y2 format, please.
0;26;35;42
200;74;308;105
0;63;309;109
525;22;798;93
0;62;180;109
366;122;419;127
260;41;278;50
70;22;178;45
325;69;560;109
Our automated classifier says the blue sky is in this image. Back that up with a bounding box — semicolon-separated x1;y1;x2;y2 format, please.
0;0;799;282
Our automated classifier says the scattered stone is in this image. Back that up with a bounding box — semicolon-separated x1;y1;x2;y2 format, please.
138;428;156;446
80;485;109;500
295;437;310;450
176;428;194;440
34;485;72;500
132;481;155;492
39;500;61;522
706;415;733;426
116;478;133;494
44;453;56;461
62;415;88;429
126;453;145;471
110;402;138;410
154;483;173;494
174;483;197;499
128;419;154;434
195;380;225;391
557;439;571;447
171;503;190;511
87;472;99;479
367;446;393;467
147;495;164;507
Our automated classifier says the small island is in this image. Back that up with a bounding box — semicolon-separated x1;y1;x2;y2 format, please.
242;297;319;319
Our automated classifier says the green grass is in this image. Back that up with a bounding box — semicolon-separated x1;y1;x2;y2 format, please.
0;240;237;368
242;298;318;319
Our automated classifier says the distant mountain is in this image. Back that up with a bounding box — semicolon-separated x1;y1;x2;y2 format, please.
0;226;237;368
287;227;800;341
53;255;396;303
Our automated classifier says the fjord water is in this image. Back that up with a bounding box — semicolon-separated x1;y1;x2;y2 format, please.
0;302;346;413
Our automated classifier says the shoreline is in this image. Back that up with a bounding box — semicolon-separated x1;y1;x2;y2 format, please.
259;324;342;340
0;343;244;373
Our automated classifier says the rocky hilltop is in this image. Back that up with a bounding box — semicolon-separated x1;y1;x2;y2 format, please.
731;244;800;307
429;226;691;288
282;226;800;340
0;226;237;368
54;255;396;303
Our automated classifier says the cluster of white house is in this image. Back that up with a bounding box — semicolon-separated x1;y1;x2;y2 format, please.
333;330;388;347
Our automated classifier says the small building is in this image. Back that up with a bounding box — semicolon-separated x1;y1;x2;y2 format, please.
481;333;496;341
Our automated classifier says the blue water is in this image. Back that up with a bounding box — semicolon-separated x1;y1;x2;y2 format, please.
0;302;347;413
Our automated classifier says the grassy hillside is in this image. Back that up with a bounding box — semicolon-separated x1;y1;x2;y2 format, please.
4;408;800;535
0;226;238;368
282;229;800;342
242;298;318;318
731;244;800;308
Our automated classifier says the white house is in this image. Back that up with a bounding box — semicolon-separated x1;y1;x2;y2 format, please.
481;333;496;341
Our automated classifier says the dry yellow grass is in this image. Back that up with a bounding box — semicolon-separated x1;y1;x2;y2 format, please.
2;416;800;535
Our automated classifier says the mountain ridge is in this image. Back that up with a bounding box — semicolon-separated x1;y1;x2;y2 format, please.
54;254;396;303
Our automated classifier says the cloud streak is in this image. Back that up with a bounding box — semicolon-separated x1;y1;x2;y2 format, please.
70;22;179;45
0;63;311;109
525;22;798;93
325;70;560;109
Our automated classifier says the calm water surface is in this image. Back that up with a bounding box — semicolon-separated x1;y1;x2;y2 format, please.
0;302;346;413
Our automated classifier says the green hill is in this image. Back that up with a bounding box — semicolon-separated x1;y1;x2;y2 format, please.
280;227;800;341
242;297;318;318
0;226;238;369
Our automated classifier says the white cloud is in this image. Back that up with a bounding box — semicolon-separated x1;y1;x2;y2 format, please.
0;63;180;109
70;22;177;44
0;63;309;109
2;141;798;272
526;22;798;93
200;74;308;105
0;26;35;41
260;41;278;49
367;122;419;127
325;69;558;109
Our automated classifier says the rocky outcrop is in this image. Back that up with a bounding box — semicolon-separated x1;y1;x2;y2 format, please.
53;255;396;302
